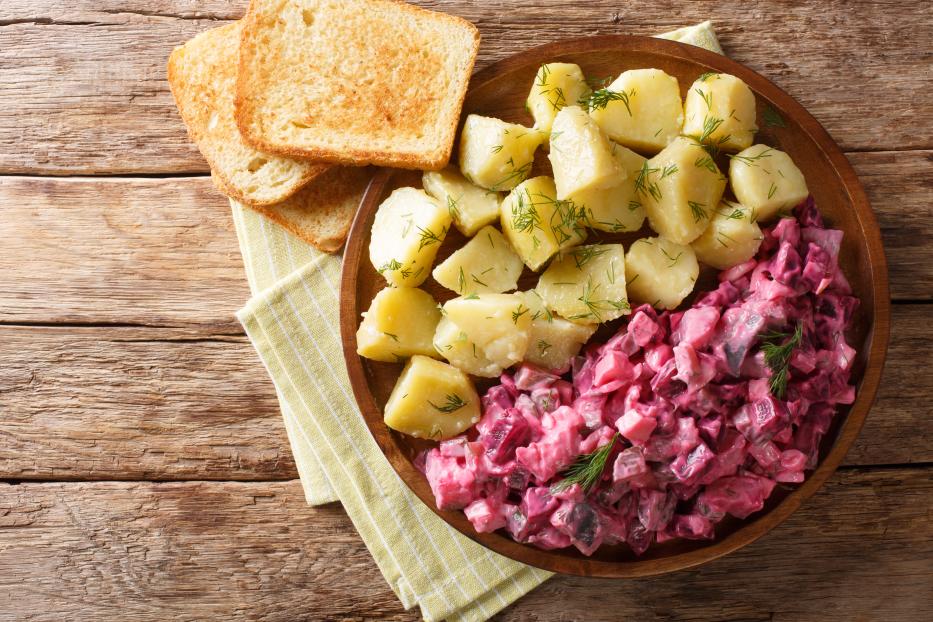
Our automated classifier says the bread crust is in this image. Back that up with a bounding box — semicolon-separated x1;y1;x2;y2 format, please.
234;0;480;170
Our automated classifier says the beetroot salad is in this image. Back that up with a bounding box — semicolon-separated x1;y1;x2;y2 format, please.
419;199;859;556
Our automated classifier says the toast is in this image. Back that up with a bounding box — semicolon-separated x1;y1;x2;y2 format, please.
235;0;480;170
241;165;373;253
168;22;330;207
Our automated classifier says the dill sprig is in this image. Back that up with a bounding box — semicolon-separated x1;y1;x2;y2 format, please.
694;154;718;173
688;200;708;223
728;147;773;167
446;195;461;220
511;304;529;324
698;115;725;143
634;161;662;201
696;71;718;82
694;86;713;110
569;244;610;269
759;322;804;399
660;246;684;267
569;278;629;321
428;393;468;414
551;434;620;494
377;258;402;274
416;226;443;251
579;88;634;114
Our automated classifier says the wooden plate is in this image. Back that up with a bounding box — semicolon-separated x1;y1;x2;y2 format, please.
340;35;890;577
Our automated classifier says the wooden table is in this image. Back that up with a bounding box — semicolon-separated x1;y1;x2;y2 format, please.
1;1;930;619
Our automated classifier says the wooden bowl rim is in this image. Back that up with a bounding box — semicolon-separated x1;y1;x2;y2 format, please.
340;34;890;578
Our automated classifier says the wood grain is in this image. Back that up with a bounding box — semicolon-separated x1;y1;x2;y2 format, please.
0;152;927;332
0;469;929;621
0;176;246;330
0;0;930;174
0;306;927;482
0;326;293;481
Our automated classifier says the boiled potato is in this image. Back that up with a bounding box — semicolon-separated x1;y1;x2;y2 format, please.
526;62;589;135
641;136;727;245
683;73;758;152
500;176;587;271
522;290;597;372
356;287;441;362
548;105;623;199
383;355;481;440
433;317;503;378
370;187;451;287
432;226;524;295
458;114;546;191
691;200;764;270
422;166;501;237
536;244;630;324
729;145;809;222
443;293;532;369
625;237;699;310
570;142;647;233
588;69;683;154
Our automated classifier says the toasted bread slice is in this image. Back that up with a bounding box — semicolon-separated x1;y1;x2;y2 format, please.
235;0;480;170
240;166;373;253
168;22;330;207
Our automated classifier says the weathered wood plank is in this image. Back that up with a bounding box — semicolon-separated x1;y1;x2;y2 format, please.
0;470;929;621
0;176;246;330
0;151;926;331
0;0;930;174
0;326;294;481
0;305;928;481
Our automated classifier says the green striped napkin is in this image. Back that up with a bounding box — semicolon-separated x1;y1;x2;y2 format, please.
234;21;723;621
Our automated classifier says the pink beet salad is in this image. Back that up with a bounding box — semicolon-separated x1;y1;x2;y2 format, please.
419;200;860;556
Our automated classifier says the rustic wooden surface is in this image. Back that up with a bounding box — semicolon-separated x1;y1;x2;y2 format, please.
0;0;930;619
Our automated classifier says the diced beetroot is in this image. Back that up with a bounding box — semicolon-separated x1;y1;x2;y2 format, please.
672;307;720;349
526;526;573;550
521;486;559;525
697;416;722;446
481;407;531;463
439;436;468;458
637;489;676;531
464;498;507;533
719;259;756;283
698;475;776;520
651;359;688;399
626;521;653;555
579;425;616;455
515;406;584;481
617;409;657;445
481;384;514;414
667;514;715;540
671;441;715;483
553;379;574;406
627;310;660;346
673;344;718;392
795;195;822;228
770;241;803;287
734;395;790;443
593;351;638;388
749;440;782;469
613;447;648;482
644;343;674;373
530;386;560;414
514;364;558;391
699;432;748;484
714;306;767;376
572;394;608;429
424;449;475;510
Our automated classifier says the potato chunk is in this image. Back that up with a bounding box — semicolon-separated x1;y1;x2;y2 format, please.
356;287;441;362
641;136;727;245
691;200;764;270
588;69;683;154
370;187;451;287
433;317;503;378
625;237;699;310
458;114;546;191
729;145;809;222
683;73;758;152
522;290;597;372
570;143;647;233
432;226;524;295
526;62;589;135
422;166;501;237
537;244;630;324
443;293;532;369
500;176;587;271
548;105;622;199
383;355;481;440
